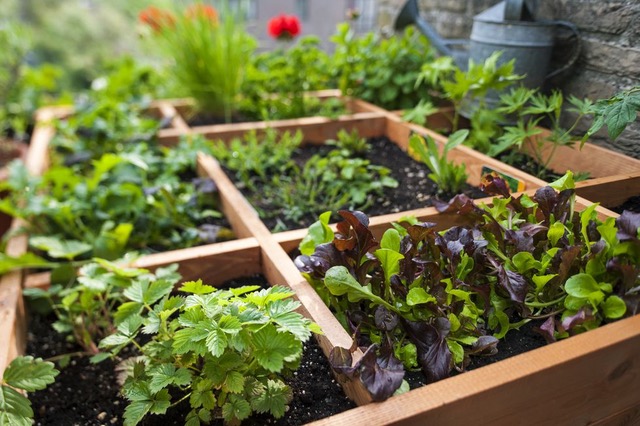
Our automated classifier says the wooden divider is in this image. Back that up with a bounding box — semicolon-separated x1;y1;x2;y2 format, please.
575;173;640;208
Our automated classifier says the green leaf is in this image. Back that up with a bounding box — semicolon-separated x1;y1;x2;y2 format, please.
549;171;575;191
93;258;146;278
0;386;32;426
299;211;334;256
0;253;56;275
374;248;404;284
222;395;251;423
605;97;637;140
602;295;626;319
406;287;436;306
123;400;152;426
149;364;192;394
380;228;401;252
205;328;228;358
252;325;300;372
325;266;395;311
222;371;245;394
144;280;175;305
547;222;566;246
29;236;92;260
565;274;601;298
3;356;59;392
511;251;542;274
250;379;291;418
271;311;313;342
180;280;216;295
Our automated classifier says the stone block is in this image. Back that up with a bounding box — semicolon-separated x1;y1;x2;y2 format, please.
552;0;637;35
582;37;640;78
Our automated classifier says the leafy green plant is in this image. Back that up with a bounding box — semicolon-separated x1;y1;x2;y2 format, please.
0;356;59;426
325;128;369;157
295;173;640;401
331;24;435;110
241;36;343;120
24;258;161;358
214;130;397;230
100;277;320;425
0;136;231;263
585;85;640;142
409;130;469;194
140;2;256;122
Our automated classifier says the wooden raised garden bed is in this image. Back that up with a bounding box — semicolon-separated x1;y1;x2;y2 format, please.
2;96;639;425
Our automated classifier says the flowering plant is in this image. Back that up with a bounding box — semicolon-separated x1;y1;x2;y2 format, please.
267;14;301;40
139;2;255;122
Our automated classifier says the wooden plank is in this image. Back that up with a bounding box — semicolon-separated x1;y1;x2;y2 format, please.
158;112;387;145
0;274;24;376
575;173;640;208
309;314;640;426
590;404;640;426
155;101;191;134
521;130;640;179
27;108;57;176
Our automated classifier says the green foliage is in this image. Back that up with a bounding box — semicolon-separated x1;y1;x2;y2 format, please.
331;24;436;110
409;130;469;194
0;356;59;426
296;175;640;400
241;36;343;120
585;86;640;142
0;136;230;261
100;274;319;425
215;130;397;230
326;129;369;157
143;2;256;121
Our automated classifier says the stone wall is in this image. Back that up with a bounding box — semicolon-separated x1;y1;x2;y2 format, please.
376;0;640;158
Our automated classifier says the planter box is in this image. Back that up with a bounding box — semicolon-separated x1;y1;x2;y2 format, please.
4;96;639;424
388;107;640;197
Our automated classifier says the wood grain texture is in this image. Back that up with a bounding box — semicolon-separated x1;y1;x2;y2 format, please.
576;174;640;208
521;131;640;179
155;101;191;134
309;314;640;426
0;273;24;376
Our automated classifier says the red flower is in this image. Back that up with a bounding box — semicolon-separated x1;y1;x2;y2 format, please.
185;4;218;24
267;14;301;40
139;6;176;33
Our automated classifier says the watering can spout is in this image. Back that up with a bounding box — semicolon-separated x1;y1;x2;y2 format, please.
394;0;456;60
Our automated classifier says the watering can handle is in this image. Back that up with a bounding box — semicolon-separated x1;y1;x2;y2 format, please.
545;20;581;80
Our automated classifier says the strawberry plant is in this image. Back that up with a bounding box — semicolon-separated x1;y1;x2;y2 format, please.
0;356;59;426
295;173;640;401
100;277;321;425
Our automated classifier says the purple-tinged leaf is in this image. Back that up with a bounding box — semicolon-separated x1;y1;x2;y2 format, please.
336;210;378;257
433;194;482;219
554;246;581;285
404;317;452;383
560;308;594;332
374;306;399;331
294;243;345;278
329;344;405;402
480;173;511;198
616;211;640;242
193;177;217;194
487;255;528;305
406;222;437;242
534;187;574;224
606;257;640;291
535;316;557;344
197;224;223;244
468;335;499;356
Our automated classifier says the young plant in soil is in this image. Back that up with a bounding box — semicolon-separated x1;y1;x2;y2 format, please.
212;129;398;231
99;275;321;425
241;36;344;121
0;136;231;274
0;356;59;426
409;130;469;195
295;172;640;401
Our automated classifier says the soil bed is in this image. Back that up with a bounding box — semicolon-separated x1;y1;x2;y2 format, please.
27;275;354;426
225;136;486;232
496;150;564;183
611;195;640;214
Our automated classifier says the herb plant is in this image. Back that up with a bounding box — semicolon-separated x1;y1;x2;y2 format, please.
584;85;640;142
0;356;59;426
331;24;435;110
213;130;397;230
295;173;640;401
140;3;256;122
241;36;343;120
409;130;469;195
0;137;231;262
100;277;320;425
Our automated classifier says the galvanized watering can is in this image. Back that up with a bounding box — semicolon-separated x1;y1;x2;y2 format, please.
395;0;581;90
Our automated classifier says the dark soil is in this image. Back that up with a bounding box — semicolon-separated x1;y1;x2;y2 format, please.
496;150;564;183
611;195;640;214
27;275;354;426
226;136;487;232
